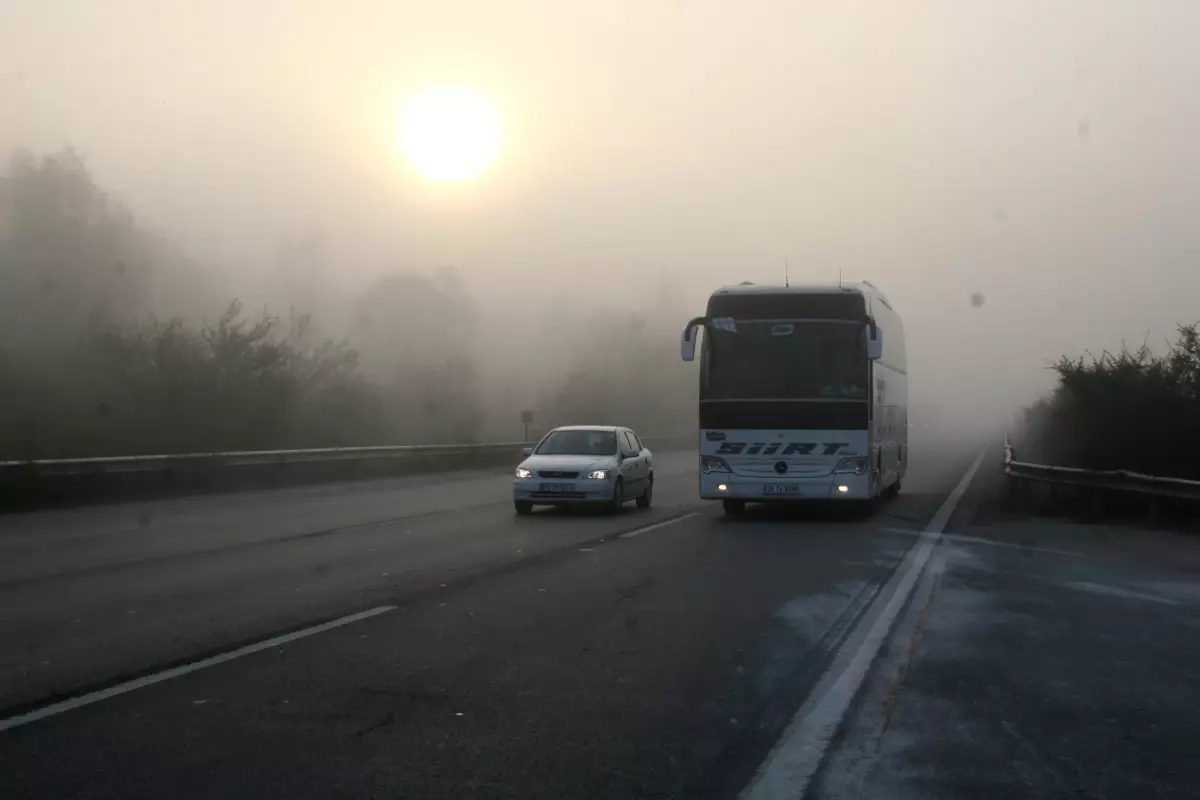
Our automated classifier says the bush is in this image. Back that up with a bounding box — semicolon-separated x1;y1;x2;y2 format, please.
1018;324;1200;479
0;146;696;459
541;310;697;437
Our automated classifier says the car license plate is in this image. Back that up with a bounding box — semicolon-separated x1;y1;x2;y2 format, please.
763;484;801;496
539;483;575;493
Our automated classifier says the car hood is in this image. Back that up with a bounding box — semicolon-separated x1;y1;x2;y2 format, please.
519;454;618;473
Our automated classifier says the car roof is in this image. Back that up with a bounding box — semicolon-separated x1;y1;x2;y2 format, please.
549;425;624;433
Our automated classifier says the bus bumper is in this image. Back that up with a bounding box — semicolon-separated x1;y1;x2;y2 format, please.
699;471;872;501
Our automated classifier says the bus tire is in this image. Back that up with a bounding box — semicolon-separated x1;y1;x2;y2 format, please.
722;499;746;516
855;498;879;518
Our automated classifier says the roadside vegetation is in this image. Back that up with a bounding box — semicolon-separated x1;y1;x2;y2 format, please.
0;147;694;459
1017;324;1200;480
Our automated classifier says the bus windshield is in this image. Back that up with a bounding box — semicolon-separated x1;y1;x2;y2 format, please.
702;320;868;401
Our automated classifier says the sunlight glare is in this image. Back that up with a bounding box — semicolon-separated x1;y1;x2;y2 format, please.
398;85;501;182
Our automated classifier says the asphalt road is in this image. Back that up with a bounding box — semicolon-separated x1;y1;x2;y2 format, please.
0;451;704;711
814;459;1200;799
7;430;1156;799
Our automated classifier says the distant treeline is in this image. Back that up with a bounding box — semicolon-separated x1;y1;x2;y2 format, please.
1017;324;1200;480
0;147;695;459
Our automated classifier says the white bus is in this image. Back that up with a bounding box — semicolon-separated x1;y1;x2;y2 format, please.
680;282;906;514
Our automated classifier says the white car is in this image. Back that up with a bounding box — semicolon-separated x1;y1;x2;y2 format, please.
513;425;654;515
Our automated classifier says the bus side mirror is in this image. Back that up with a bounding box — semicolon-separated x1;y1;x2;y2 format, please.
867;324;883;360
680;317;707;362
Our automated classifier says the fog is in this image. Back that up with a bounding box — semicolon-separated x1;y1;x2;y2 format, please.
3;1;1199;455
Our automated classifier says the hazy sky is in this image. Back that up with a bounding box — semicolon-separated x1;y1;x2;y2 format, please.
4;0;1200;417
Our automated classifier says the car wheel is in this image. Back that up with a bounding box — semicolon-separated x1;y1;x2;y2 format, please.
722;498;746;516
604;480;624;515
636;476;653;509
514;501;533;515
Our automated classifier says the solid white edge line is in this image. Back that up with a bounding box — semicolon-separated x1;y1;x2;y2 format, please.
739;447;990;800
0;605;397;733
618;512;701;538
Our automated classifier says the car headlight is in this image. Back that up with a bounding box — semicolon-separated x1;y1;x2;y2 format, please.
586;469;609;480
833;456;868;475
514;467;533;479
700;455;732;474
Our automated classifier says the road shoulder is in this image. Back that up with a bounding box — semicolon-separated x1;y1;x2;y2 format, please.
814;457;1200;798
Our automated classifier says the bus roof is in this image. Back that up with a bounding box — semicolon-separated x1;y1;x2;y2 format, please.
711;282;891;306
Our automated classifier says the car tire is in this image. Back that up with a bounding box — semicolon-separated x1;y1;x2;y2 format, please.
514;501;533;515
636;476;653;509
604;480;624;515
722;498;746;516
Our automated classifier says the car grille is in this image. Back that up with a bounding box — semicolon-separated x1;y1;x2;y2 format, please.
532;492;587;499
538;471;580;478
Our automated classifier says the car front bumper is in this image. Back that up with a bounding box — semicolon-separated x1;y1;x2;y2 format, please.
513;478;616;504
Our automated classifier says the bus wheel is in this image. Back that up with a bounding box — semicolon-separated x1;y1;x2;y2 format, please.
722;499;746;516
885;479;901;500
855;498;879;518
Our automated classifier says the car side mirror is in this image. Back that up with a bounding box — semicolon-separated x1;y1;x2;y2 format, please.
866;323;883;360
522;447;533;457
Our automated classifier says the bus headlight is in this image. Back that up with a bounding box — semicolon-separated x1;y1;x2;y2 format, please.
700;455;733;474
833;456;869;476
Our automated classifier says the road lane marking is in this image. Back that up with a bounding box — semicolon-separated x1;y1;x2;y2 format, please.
0;605;397;733
1067;580;1182;606
618;512;700;539
740;447;989;800
882;526;1078;557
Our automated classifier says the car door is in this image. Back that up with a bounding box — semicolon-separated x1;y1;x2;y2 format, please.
626;429;650;487
619;430;643;492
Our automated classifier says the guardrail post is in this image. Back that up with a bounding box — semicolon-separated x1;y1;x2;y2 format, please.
1013;475;1028;507
1090;489;1103;520
1147;496;1159;528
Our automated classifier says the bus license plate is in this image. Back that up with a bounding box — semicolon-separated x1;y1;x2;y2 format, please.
540;483;575;493
763;484;801;496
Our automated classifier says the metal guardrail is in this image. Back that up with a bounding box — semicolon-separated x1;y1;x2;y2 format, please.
0;435;696;510
0;435;694;478
0;442;533;477
1003;436;1200;503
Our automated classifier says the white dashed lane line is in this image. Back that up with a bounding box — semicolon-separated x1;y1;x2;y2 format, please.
618;512;701;539
0;606;397;733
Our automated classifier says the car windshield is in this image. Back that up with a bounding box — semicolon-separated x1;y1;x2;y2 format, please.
535;430;617;456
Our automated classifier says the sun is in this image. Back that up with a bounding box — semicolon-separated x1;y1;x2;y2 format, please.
398;85;501;182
